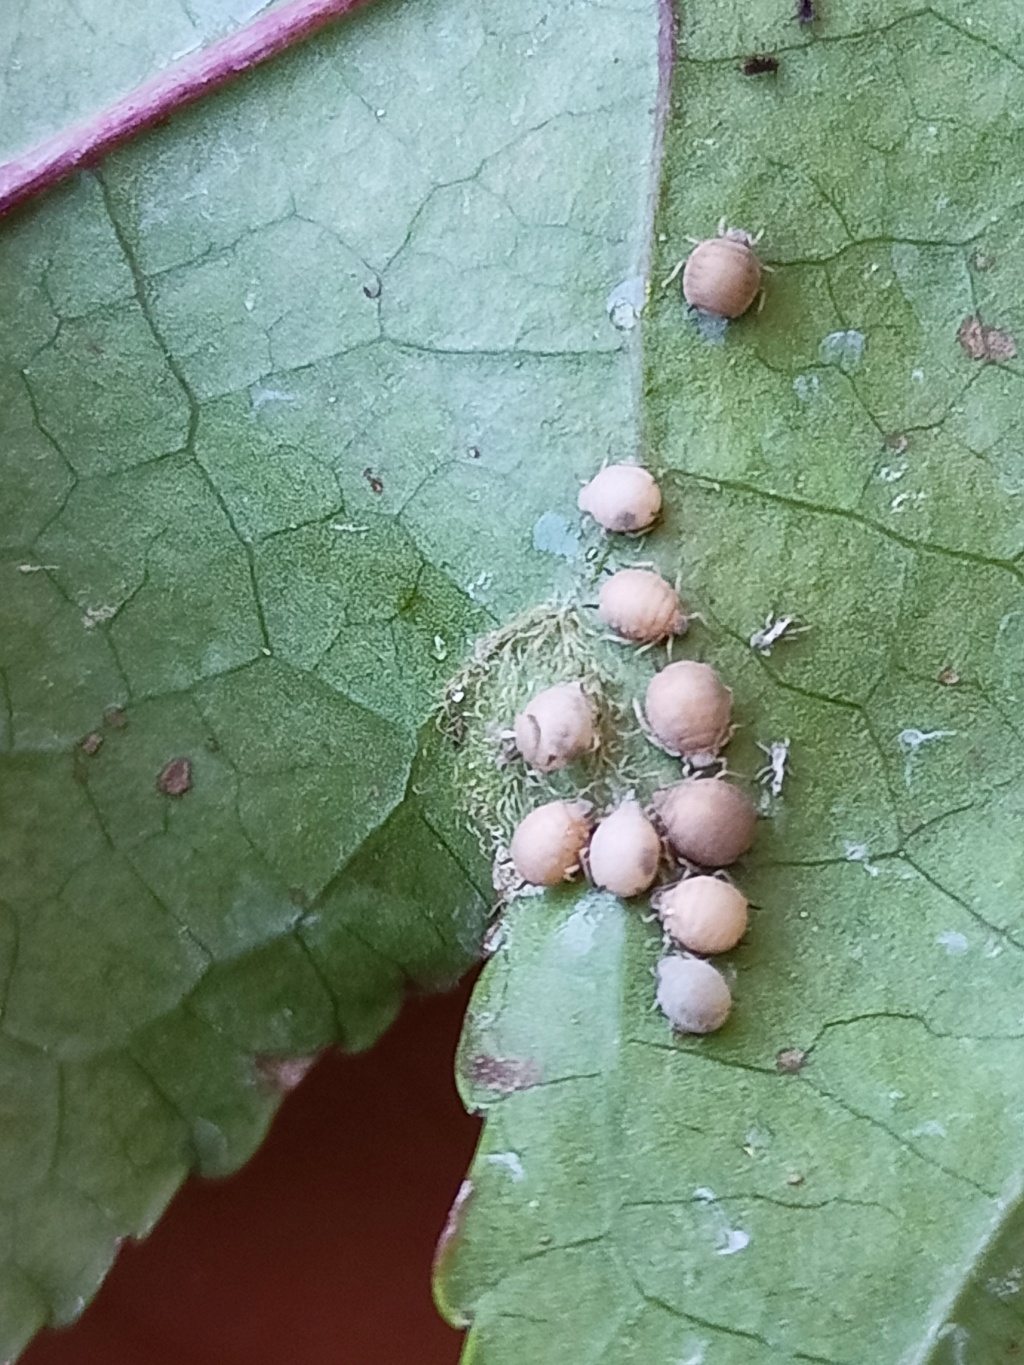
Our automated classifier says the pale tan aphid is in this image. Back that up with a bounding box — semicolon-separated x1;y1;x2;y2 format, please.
682;226;762;319
654;875;748;954
598;568;688;644
643;660;732;764
513;681;597;773
587;799;662;898
510;800;591;886
655;954;732;1034
578;465;662;533
652;777;757;867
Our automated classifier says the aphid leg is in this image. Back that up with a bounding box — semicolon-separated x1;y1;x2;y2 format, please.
662;258;686;290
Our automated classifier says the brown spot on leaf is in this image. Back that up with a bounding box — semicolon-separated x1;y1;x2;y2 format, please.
467;1055;542;1094
958;314;1017;362
776;1048;808;1075
255;1054;318;1093
80;732;103;755
363;466;384;494
938;667;960;687
157;757;192;796
103;705;128;729
971;250;995;272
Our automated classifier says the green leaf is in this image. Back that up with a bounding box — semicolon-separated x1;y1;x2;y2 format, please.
436;3;1024;1362
0;0;659;1353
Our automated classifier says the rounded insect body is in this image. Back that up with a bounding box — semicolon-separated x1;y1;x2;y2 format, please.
514;681;597;773
510;800;591;886
682;227;762;319
598;568;688;644
578;465;662;533
587;799;662;898
652;777;757;867
655;954;732;1034
653;875;749;954
643;660;733;764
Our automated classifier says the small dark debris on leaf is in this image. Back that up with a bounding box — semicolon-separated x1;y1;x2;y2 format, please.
80;732;103;755
363;466;385;494
362;276;381;299
157;757;192;797
776;1047;808;1074
743;54;779;75
468;445;482;459
883;432;909;454
795;0;816;22
204;734;220;753
958;314;1018;363
255;1054;317;1093
938;666;961;687
467;1055;542;1094
103;705;128;729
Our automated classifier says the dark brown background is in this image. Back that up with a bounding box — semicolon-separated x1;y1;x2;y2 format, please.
24;980;480;1365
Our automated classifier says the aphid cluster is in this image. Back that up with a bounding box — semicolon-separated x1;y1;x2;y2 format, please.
497;463;782;1037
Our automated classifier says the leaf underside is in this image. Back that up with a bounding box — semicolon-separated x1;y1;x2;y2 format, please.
0;0;657;1354
435;1;1024;1363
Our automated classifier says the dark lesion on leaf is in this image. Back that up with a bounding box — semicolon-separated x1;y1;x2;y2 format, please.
157;756;193;796
776;1047;808;1074
467;1055;542;1093
742;54;779;76
957;314;1018;362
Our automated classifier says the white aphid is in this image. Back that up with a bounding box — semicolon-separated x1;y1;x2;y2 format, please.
748;612;809;656
756;738;790;798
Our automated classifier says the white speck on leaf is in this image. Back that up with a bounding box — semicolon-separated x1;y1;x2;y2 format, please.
558;903;598;956
879;463;908;483
844;841;880;877
606;275;646;330
793;373;820;402
937;930;969;955
690;310;729;346
532;512;581;561
819;329;865;371
432;635;448;662
718;1228;750;1256
910;1119;947;1139
898;727;957;786
484;1152;525;1182
693;1188;749;1255
82;604;117;630
987;1268;1023;1300
250;387;299;411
